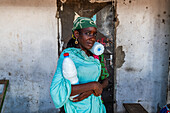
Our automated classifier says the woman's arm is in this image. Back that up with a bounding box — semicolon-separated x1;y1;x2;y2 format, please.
100;78;109;89
72;90;94;102
70;81;103;96
71;78;109;102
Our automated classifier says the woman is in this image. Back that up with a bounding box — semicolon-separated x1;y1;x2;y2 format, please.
50;17;108;113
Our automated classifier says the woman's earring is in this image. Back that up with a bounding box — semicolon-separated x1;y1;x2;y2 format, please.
75;38;78;44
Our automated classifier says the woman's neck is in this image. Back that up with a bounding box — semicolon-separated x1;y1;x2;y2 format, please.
77;46;91;57
83;49;91;57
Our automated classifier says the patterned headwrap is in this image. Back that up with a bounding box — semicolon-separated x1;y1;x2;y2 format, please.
72;17;97;33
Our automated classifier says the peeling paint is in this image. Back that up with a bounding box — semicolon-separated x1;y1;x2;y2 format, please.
116;46;125;68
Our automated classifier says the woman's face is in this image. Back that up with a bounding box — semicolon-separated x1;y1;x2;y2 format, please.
76;27;97;51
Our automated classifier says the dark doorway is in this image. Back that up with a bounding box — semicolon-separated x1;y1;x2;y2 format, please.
56;0;115;112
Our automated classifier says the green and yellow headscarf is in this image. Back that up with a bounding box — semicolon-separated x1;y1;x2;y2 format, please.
72;17;97;33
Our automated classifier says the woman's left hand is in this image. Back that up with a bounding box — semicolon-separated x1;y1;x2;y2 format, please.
72;90;94;102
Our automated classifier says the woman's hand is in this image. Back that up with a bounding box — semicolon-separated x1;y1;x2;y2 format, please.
72;90;94;102
93;82;103;96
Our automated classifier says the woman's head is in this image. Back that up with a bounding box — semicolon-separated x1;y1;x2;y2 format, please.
71;17;97;51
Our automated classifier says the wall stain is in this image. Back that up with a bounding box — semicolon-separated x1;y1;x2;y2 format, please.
16;33;23;52
123;1;126;5
138;100;142;102
116;46;125;68
17;33;19;38
157;14;160;17
125;67;136;72
162;19;165;24
17;58;23;62
8;72;11;76
9;32;12;37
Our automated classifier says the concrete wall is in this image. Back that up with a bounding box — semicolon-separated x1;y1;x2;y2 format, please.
167;52;170;103
1;0;170;113
0;0;58;112
115;0;170;113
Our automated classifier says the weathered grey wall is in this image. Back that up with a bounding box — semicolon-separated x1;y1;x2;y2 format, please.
115;0;170;113
167;52;170;103
1;0;170;113
0;0;58;112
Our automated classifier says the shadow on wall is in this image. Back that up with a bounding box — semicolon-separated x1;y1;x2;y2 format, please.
0;40;57;113
2;91;58;113
151;0;170;112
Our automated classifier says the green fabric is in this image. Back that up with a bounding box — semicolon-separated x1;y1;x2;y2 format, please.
99;54;109;80
72;17;97;32
50;48;106;113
